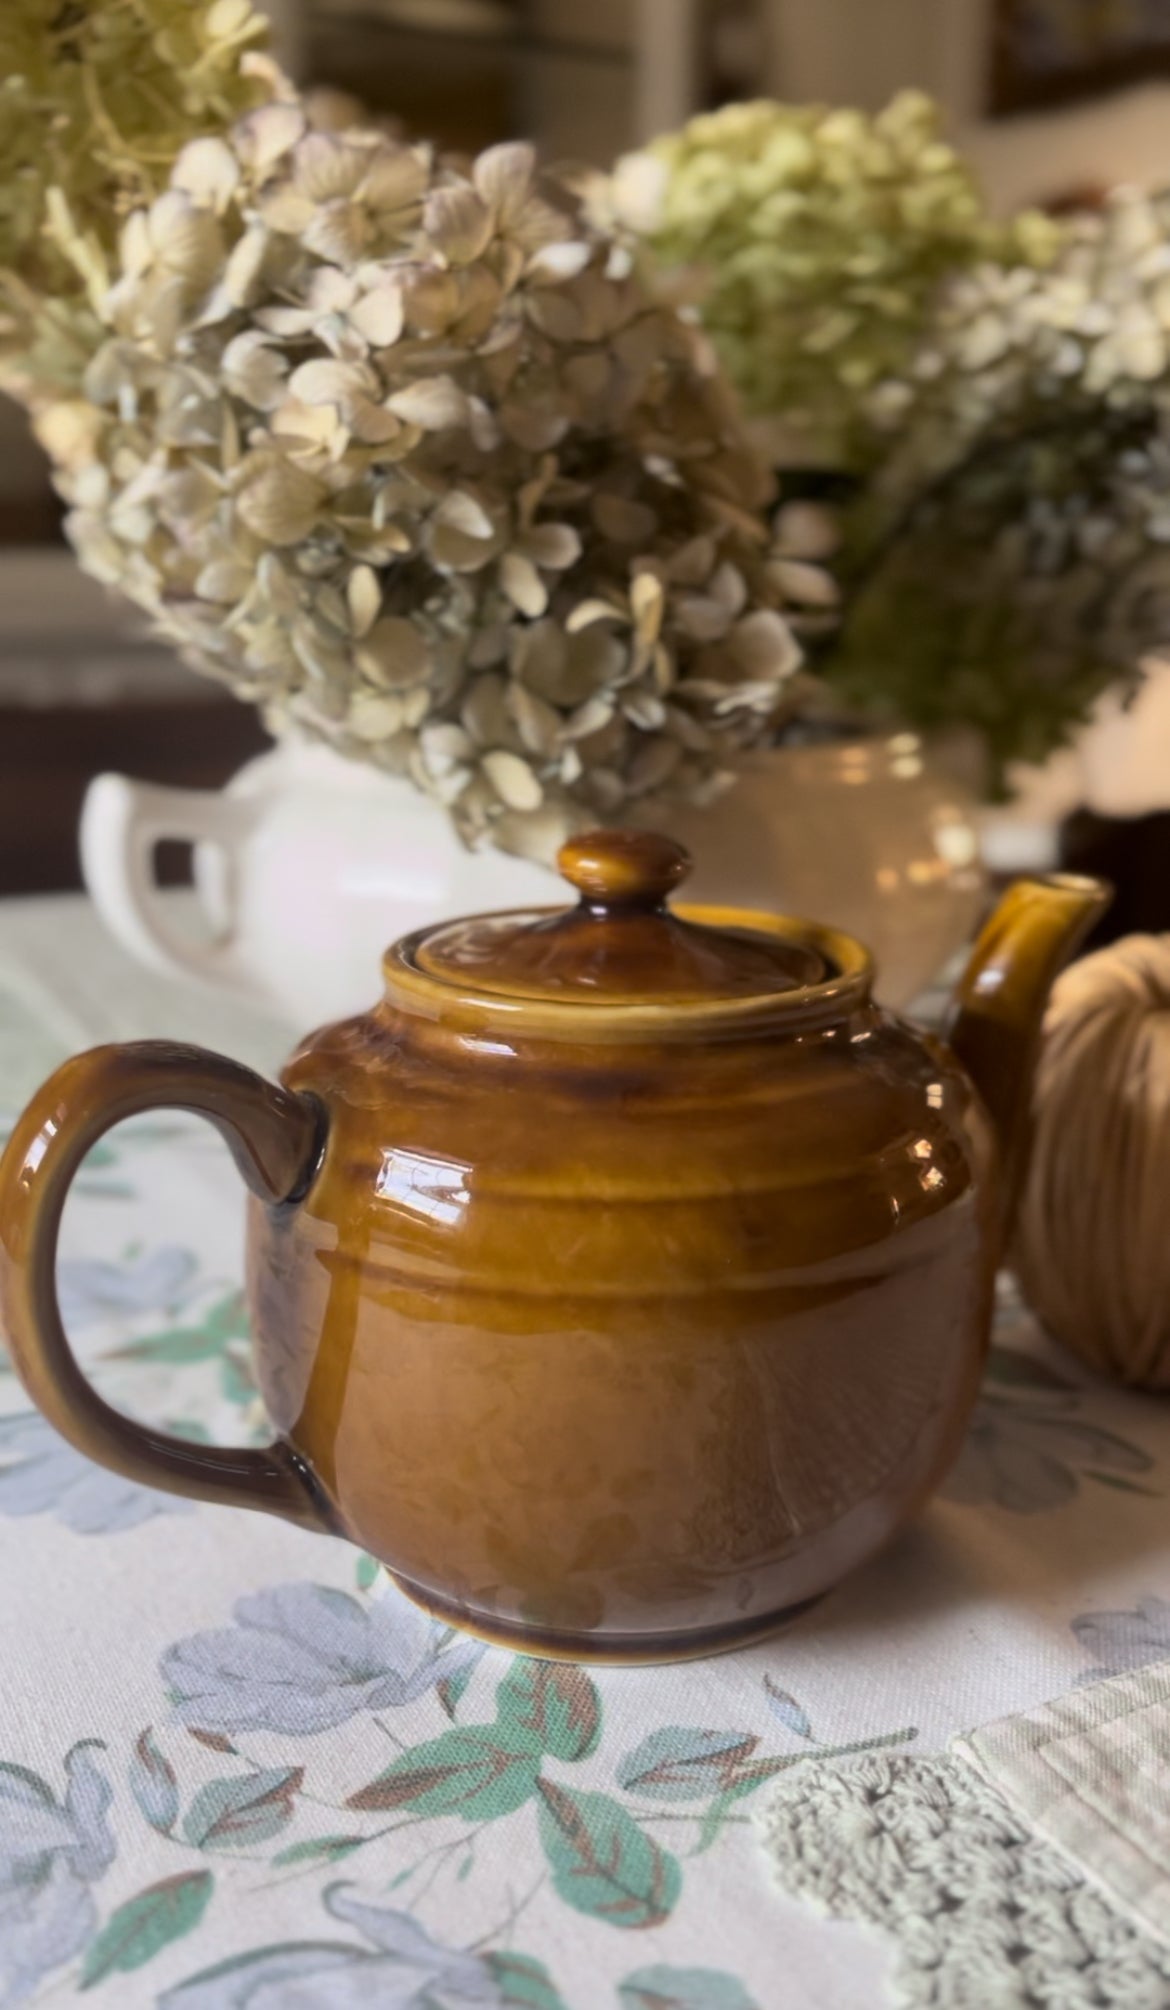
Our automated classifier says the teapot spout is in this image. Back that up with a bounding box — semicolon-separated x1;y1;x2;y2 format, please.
945;875;1110;1245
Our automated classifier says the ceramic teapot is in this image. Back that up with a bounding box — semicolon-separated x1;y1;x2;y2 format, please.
0;834;1106;1664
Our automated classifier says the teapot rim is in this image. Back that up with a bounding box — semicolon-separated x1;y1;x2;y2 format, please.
382;901;875;1042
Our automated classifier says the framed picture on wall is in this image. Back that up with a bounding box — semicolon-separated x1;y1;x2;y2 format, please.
991;0;1170;115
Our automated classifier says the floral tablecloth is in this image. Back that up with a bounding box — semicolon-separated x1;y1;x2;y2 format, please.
1;893;1169;2010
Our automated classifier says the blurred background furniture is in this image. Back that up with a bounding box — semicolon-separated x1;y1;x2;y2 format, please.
0;553;269;896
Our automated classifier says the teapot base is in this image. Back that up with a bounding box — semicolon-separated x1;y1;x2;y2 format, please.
384;1570;824;1666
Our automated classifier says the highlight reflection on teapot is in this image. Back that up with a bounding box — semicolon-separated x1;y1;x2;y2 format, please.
0;832;1107;1663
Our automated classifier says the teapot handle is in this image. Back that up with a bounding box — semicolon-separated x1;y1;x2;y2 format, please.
0;1042;334;1531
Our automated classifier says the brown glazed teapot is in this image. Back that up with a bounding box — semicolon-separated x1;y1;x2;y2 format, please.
0;834;1106;1663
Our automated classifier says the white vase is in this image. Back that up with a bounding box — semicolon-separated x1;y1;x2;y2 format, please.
80;733;985;1029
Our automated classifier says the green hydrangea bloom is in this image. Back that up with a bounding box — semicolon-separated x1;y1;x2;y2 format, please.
0;0;267;400
634;91;1057;463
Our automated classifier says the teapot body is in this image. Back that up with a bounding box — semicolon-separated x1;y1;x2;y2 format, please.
248;995;995;1660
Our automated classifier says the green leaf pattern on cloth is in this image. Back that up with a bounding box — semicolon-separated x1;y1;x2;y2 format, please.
181;1770;303;1852
535;1782;682;1928
618;1971;760;2010
127;1729;179;1836
495;1662;602;1763
79;1872;213;1988
345;1728;541;1820
616;1729;763;1801
486;1948;570;2008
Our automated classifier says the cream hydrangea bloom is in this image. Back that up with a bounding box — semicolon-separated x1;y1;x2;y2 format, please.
53;95;829;853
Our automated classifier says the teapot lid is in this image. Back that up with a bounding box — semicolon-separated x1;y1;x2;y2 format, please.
412;830;831;1005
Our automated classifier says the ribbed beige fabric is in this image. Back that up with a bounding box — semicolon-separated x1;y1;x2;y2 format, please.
957;1658;1170;1948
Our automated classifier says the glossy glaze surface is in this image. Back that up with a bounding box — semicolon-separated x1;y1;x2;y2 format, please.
253;992;994;1654
0;834;1110;1661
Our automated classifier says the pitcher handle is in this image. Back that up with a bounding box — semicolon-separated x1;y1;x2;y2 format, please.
80;774;264;1001
0;1041;333;1530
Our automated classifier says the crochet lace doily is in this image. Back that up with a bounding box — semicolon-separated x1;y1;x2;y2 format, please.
756;1753;1170;2009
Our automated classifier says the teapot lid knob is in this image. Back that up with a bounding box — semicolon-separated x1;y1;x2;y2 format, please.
557;830;692;912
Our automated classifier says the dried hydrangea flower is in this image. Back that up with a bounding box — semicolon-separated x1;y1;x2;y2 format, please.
50;101;829;855
866;189;1170;501
593;92;1059;468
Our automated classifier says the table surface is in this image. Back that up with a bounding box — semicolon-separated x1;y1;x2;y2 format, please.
1;893;1168;2010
